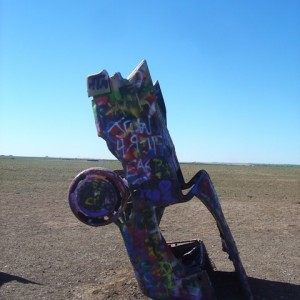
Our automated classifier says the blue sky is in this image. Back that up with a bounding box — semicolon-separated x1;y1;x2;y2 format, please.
1;0;299;164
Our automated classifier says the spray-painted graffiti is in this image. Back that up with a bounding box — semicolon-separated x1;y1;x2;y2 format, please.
68;60;254;300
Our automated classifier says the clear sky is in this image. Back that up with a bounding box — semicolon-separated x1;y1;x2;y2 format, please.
1;0;299;164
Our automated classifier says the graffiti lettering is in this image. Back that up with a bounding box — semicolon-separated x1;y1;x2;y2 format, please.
140;179;173;204
88;74;109;90
108;118;152;138
88;71;111;97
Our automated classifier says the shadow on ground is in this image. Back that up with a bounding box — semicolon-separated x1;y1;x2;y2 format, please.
212;271;300;300
1;271;299;300
0;272;42;287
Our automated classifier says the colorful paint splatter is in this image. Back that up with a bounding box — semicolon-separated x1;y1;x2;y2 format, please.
68;60;253;300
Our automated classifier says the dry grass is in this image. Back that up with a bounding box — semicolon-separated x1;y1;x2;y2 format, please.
1;156;299;299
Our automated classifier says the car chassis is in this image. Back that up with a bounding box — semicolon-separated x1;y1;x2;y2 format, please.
68;60;253;300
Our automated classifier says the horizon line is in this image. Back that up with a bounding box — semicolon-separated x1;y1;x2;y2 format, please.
1;155;299;167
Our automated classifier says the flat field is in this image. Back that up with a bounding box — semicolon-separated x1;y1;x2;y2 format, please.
1;157;299;299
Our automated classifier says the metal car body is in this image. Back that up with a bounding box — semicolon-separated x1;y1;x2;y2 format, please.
68;60;253;300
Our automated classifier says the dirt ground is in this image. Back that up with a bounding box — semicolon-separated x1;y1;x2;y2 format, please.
1;157;299;300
